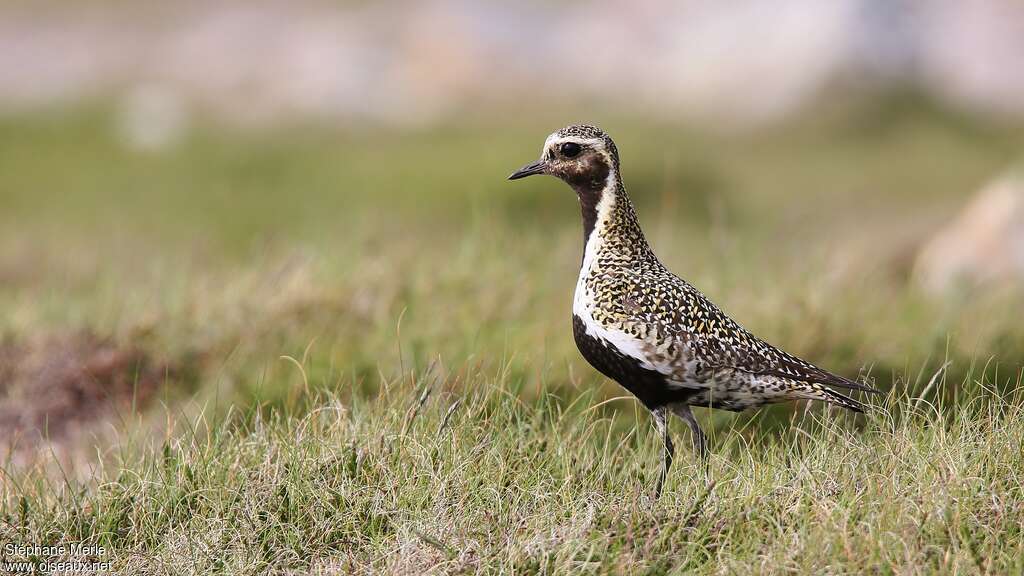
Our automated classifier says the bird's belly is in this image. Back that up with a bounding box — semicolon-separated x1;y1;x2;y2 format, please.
571;314;686;408
571;312;793;412
681;371;789;412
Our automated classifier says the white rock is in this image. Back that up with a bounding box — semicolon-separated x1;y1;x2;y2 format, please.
116;83;187;152
914;169;1024;293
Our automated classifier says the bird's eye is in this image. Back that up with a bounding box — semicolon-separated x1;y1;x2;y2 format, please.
560;142;582;158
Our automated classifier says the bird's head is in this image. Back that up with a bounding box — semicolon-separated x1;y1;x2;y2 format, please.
508;124;619;191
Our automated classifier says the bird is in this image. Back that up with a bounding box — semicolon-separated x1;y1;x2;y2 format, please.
508;124;878;497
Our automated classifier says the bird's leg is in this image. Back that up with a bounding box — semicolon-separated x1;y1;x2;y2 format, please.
673;404;709;471
651;406;674;498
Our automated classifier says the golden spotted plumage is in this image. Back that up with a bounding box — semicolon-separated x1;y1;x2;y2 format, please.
510;124;878;494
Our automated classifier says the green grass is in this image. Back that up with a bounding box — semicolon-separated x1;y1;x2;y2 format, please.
6;366;1024;574
1;101;1024;573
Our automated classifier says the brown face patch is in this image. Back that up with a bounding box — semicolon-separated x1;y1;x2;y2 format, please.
551;149;611;192
550;149;613;245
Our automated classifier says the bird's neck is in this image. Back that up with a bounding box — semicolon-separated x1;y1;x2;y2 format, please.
573;173;653;269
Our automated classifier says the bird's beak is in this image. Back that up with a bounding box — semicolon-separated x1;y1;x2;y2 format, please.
507;160;548;180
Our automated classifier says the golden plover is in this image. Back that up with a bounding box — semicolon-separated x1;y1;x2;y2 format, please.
509;124;877;496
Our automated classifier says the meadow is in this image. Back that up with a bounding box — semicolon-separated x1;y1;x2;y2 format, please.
1;100;1023;574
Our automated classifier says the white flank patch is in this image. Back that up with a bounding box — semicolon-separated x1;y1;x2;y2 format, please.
571;168;706;391
572;165;617;325
572;167;684;379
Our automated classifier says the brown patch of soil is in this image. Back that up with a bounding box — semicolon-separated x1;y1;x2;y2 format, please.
0;331;175;447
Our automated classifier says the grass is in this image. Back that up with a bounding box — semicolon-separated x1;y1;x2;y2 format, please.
1;99;1024;573
6;365;1024;574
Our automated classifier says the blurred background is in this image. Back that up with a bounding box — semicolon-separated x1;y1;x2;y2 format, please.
2;0;1024;462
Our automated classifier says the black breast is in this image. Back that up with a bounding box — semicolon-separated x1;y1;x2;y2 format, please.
572;315;694;409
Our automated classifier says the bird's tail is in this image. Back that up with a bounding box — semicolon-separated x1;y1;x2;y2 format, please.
799;383;867;413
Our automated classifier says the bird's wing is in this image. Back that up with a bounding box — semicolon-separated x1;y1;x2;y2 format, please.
701;334;879;393
668;279;880;394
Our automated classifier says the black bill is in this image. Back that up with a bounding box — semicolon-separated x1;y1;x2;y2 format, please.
507;160;547;180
